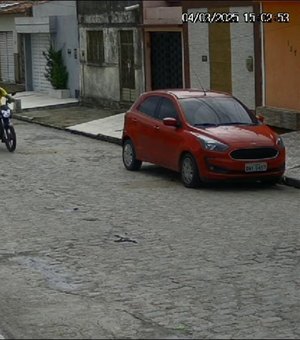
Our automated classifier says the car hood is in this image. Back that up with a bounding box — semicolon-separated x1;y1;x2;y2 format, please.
192;125;277;146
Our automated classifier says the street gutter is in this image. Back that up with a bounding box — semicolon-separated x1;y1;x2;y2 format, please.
14;114;122;146
282;175;300;189
14;115;299;188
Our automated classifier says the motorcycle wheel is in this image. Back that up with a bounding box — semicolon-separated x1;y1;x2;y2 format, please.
4;125;16;152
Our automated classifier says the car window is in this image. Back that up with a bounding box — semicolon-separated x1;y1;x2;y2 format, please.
137;96;160;118
179;97;257;126
157;98;178;120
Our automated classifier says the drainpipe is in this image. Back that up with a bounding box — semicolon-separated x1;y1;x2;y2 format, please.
76;1;85;101
140;1;145;93
260;1;265;107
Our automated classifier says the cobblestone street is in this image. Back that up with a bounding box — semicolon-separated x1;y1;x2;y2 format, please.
0;120;299;339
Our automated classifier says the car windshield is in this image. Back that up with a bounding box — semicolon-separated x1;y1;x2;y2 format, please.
179;97;257;127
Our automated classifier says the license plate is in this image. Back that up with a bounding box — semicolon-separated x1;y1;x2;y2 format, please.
245;162;267;172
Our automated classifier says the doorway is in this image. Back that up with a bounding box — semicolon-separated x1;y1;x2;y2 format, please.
120;30;136;102
150;31;183;90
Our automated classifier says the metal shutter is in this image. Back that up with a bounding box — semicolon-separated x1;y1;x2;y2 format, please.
31;33;52;92
0;31;15;82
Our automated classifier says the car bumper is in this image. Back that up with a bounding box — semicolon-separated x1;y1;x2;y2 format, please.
194;148;286;181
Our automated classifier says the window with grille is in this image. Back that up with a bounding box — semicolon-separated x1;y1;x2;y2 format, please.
87;30;104;65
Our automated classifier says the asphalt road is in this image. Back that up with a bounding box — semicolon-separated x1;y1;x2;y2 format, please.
0;120;299;339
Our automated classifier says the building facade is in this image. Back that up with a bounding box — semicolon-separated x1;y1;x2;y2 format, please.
77;0;143;108
0;1;33;85
15;0;80;97
142;0;183;91
182;0;262;110
259;1;300;130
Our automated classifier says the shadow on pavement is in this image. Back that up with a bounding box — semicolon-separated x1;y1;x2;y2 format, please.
139;164;285;192
14;105;122;129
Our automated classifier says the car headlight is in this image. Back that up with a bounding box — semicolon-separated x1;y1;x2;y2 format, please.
276;136;285;148
197;135;229;152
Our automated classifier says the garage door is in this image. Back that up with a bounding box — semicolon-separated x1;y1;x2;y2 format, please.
0;31;15;83
31;33;52;92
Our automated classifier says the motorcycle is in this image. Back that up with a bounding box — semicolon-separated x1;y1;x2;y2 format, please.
0;92;17;152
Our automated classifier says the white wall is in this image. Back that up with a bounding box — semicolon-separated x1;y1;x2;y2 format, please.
188;6;256;109
0;15;19;53
33;0;76;17
230;6;255;109
29;0;79;97
188;8;210;90
54;15;80;97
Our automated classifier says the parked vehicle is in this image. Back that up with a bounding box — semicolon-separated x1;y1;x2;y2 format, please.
122;89;286;188
0;92;17;152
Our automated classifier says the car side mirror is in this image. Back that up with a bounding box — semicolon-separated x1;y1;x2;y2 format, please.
163;117;179;127
256;114;265;123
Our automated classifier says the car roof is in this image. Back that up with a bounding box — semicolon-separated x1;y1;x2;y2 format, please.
142;89;231;99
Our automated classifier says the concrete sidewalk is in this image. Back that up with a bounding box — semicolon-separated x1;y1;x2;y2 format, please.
280;131;300;188
66;113;125;145
12;91;124;142
12;91;300;189
14;91;79;110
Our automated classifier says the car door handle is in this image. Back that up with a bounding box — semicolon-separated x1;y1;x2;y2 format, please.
154;125;160;130
132;117;137;122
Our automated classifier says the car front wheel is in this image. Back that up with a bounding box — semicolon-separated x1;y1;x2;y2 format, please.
181;153;201;188
122;139;142;171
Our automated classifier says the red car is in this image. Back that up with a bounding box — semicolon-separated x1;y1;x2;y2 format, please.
122;89;285;188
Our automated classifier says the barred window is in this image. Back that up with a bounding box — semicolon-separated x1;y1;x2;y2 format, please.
87;30;104;65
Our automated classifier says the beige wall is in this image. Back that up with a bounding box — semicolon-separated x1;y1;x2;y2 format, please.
143;1;167;8
143;4;182;25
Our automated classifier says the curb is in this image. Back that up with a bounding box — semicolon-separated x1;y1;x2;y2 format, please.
14;114;66;132
14;114;122;146
282;175;300;189
67;129;122;146
20;102;79;112
12;114;300;188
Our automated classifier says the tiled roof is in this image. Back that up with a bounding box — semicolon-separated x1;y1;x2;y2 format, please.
0;1;49;15
0;1;32;14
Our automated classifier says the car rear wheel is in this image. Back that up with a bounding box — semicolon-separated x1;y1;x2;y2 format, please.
181;153;201;188
122;139;142;171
